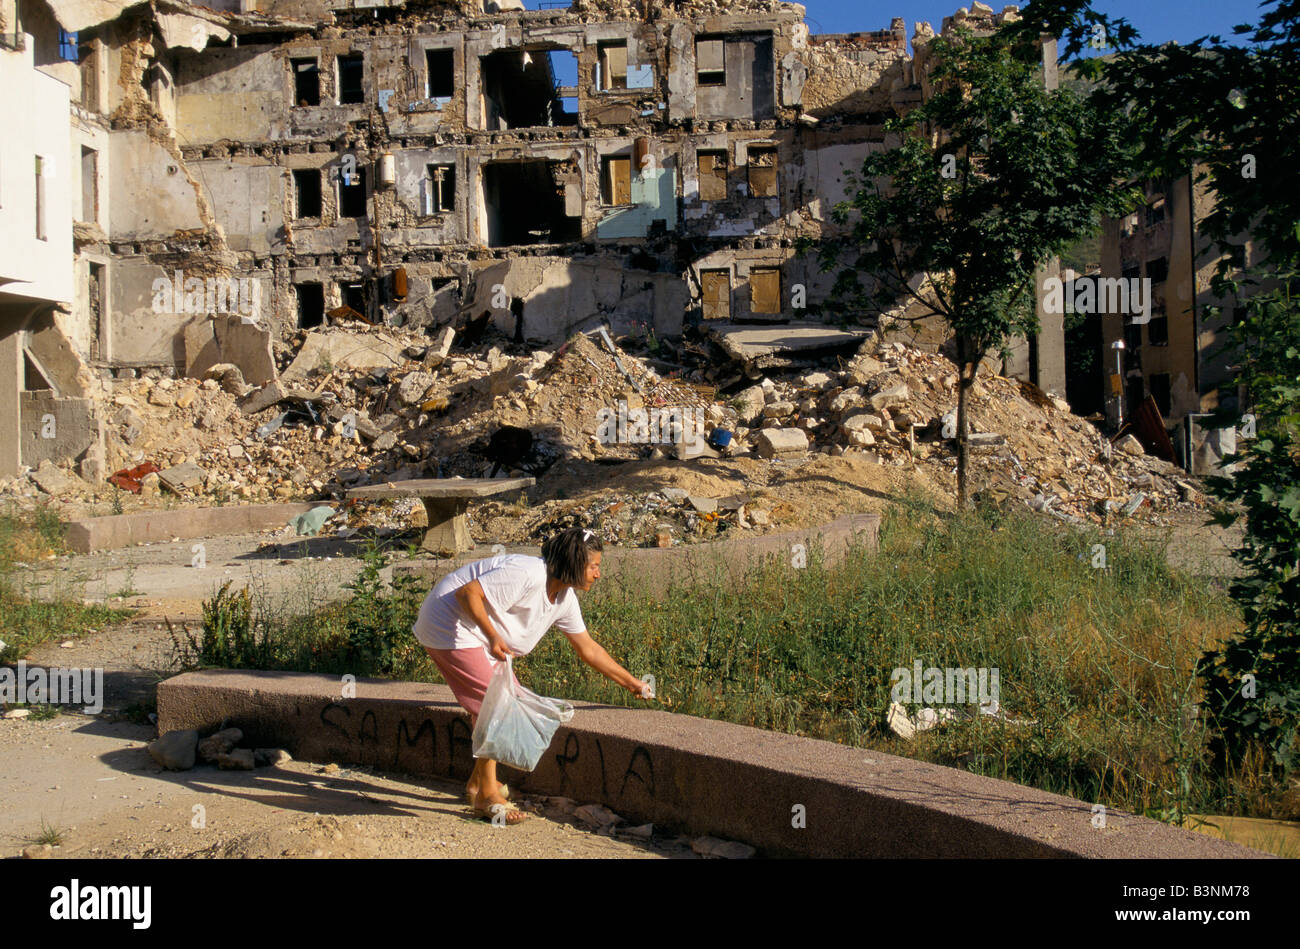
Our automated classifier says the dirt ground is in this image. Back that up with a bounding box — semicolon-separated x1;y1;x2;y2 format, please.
0;713;691;860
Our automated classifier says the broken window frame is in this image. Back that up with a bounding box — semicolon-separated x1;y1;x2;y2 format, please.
597;40;628;91
291;56;321;107
600;154;633;207
336;53;365;105
423;164;456;215
80;146;98;225
293;168;323;219
697;149;728;202
480;46;579;131
700;269;731;321
746;145;779;198
426;47;454;101
696;36;726;86
750;268;782;315
296;282;325;329
338;167;368;219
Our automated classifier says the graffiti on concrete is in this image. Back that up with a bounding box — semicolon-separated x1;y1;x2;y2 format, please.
318;702;657;801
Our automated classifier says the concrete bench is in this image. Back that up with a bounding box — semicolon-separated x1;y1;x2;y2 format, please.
346;477;533;553
156;669;1271;859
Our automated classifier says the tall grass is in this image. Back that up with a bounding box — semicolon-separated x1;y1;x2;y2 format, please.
0;504;132;661
189;497;1291;822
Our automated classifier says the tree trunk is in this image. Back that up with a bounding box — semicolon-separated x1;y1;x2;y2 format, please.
955;336;980;510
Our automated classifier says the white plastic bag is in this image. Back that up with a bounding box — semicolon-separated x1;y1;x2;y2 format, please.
471;657;575;772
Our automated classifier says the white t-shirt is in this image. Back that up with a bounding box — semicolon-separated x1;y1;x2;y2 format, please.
412;554;586;654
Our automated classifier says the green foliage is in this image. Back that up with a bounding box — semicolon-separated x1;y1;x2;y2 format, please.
199;581;257;667
188;542;433;679
1093;0;1300;777
800;16;1139;505
339;544;428;676
33;819;64;847
1197;266;1300;774
0;507;131;661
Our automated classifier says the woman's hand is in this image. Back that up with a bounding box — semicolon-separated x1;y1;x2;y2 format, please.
626;677;655;700
487;635;519;662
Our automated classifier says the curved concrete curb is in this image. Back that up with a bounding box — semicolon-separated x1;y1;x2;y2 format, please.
156;670;1270;859
64;502;318;553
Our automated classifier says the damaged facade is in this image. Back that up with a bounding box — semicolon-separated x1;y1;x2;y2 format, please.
1;0;1065;480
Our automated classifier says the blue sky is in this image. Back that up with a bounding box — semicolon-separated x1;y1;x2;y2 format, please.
529;0;1267;87
526;1;1268;50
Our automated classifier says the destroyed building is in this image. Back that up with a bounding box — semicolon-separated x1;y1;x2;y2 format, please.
1;0;1071;483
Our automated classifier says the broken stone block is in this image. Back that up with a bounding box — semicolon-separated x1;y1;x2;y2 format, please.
841;412;882;434
157;462;207;494
372;431;398;452
254;748;292;768
763;400;796;418
197;727;243;763
732;385;766;425
238;379;287;415
848;429;876;447
397;371;435;405
801;371;834;389
213;314;276;386
688;495;717;514
148;388;175;407
869;384;910;411
423;326;456;368
828;387;863;416
205;363;249;396
847;356;887;387
1117;434;1145;456
30;460;87;497
148;729;198;771
215;749;255;770
755;428;809;459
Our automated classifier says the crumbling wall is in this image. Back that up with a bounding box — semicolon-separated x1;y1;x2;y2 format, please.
802;26;908;119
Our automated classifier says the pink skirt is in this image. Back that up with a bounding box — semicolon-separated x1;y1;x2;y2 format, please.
424;645;518;719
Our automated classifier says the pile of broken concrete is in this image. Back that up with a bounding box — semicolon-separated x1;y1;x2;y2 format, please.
147;726;291;772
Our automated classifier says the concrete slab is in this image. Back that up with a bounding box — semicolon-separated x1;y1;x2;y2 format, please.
156;670;1271;859
64;502;318;553
348;478;535;554
282;330;407;381
707;322;871;369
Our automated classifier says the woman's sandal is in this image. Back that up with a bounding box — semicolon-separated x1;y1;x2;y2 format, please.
468;793;528;825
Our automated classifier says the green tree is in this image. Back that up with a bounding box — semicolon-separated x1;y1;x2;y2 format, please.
1091;0;1300;774
803;16;1137;507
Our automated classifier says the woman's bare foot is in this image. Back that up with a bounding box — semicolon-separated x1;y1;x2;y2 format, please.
471;789;528;824
464;781;510;803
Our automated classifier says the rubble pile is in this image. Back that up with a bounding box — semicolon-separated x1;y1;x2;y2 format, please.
2;319;1204;544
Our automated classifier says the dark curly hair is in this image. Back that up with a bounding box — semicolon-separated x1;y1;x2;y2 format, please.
541;527;603;585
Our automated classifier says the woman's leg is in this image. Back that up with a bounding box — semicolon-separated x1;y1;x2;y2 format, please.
424;646;524;822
